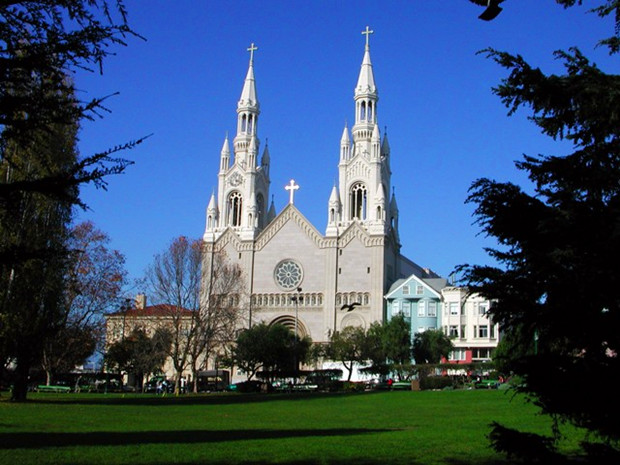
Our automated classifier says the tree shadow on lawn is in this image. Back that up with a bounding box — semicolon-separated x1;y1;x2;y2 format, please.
0;427;394;450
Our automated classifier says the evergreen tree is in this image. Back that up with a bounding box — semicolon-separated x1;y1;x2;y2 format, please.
0;2;142;401
461;0;620;456
0;115;77;401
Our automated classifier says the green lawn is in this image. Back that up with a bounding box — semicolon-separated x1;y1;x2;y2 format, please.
0;390;588;464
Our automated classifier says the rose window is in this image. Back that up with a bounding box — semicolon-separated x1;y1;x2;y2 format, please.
274;260;303;290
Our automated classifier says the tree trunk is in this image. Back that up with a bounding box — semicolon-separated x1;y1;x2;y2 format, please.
11;358;31;402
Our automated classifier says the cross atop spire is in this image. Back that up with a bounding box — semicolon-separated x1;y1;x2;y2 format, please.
247;42;258;64
362;26;374;50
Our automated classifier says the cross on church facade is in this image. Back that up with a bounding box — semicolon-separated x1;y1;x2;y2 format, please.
285;179;299;204
362;26;374;48
247;43;258;63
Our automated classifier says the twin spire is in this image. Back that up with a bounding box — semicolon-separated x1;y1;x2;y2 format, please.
209;28;398;243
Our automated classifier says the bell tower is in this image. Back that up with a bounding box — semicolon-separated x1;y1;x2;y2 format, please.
204;43;271;242
327;27;393;238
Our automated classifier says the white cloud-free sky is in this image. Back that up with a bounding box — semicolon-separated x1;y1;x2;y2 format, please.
74;1;617;289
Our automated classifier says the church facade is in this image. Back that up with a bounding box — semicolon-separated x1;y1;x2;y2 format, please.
202;30;436;345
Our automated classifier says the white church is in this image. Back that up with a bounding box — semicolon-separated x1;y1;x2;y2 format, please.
202;28;441;345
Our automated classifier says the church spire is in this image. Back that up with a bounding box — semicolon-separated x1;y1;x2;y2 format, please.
356;26;377;98
329;27;394;238
353;26;378;142
209;44;271;242
235;43;260;159
238;43;259;113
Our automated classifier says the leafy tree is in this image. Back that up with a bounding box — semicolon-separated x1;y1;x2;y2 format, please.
105;327;171;390
364;315;413;380
460;0;620;456
230;323;312;383
40;221;127;385
324;326;368;381
411;329;454;365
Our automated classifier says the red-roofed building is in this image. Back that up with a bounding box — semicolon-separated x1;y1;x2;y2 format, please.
105;294;198;384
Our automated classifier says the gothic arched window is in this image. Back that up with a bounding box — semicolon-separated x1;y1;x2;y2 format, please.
350;182;367;220
367;102;373;121
247;114;253;133
227;192;243;227
360;101;366;121
241;114;247;133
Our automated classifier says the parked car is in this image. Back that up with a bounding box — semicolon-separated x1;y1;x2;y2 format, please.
227;380;263;393
144;376;174;393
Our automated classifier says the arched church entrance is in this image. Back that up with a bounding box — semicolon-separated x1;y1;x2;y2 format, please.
270;315;309;339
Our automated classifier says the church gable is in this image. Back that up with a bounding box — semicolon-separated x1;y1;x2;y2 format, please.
213;227;244;252
338;221;378;248
255;204;324;251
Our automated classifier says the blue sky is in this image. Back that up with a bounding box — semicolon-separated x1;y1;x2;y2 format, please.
74;1;617;290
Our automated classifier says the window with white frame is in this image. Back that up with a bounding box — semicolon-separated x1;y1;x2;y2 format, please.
449;325;459;337
392;301;400;315
428;301;437;317
416;285;424;295
478;325;489;338
449;349;467;361
449;302;459;315
472;348;492;360
402;301;411;317
402;285;410;295
490;324;496;339
479;302;489;315
418;301;426;317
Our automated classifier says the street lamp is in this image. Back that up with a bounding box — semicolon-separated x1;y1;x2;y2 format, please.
291;287;303;383
291;287;303;340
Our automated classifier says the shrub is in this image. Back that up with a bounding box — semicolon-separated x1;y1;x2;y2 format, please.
420;376;453;391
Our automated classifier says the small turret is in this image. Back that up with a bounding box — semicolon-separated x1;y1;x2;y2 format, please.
371;124;381;159
205;191;219;232
220;134;230;172
340;125;351;160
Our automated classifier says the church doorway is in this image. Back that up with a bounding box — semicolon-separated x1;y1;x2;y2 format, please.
270;315;308;339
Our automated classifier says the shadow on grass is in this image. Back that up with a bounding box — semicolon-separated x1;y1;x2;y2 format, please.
0;427;394;450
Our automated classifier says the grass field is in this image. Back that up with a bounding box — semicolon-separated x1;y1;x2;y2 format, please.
0;389;588;465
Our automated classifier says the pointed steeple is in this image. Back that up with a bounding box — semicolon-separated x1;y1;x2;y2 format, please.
267;195;276;222
220;134;230;172
390;187;399;215
381;126;390;157
340;124;351;160
356;26;377;97
212;43;270;242
371;123;381;159
205;191;219;232
261;139;270;166
207;191;217;211
353;26;378;136
329;184;341;206
238;43;259;111
235;43;260;154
